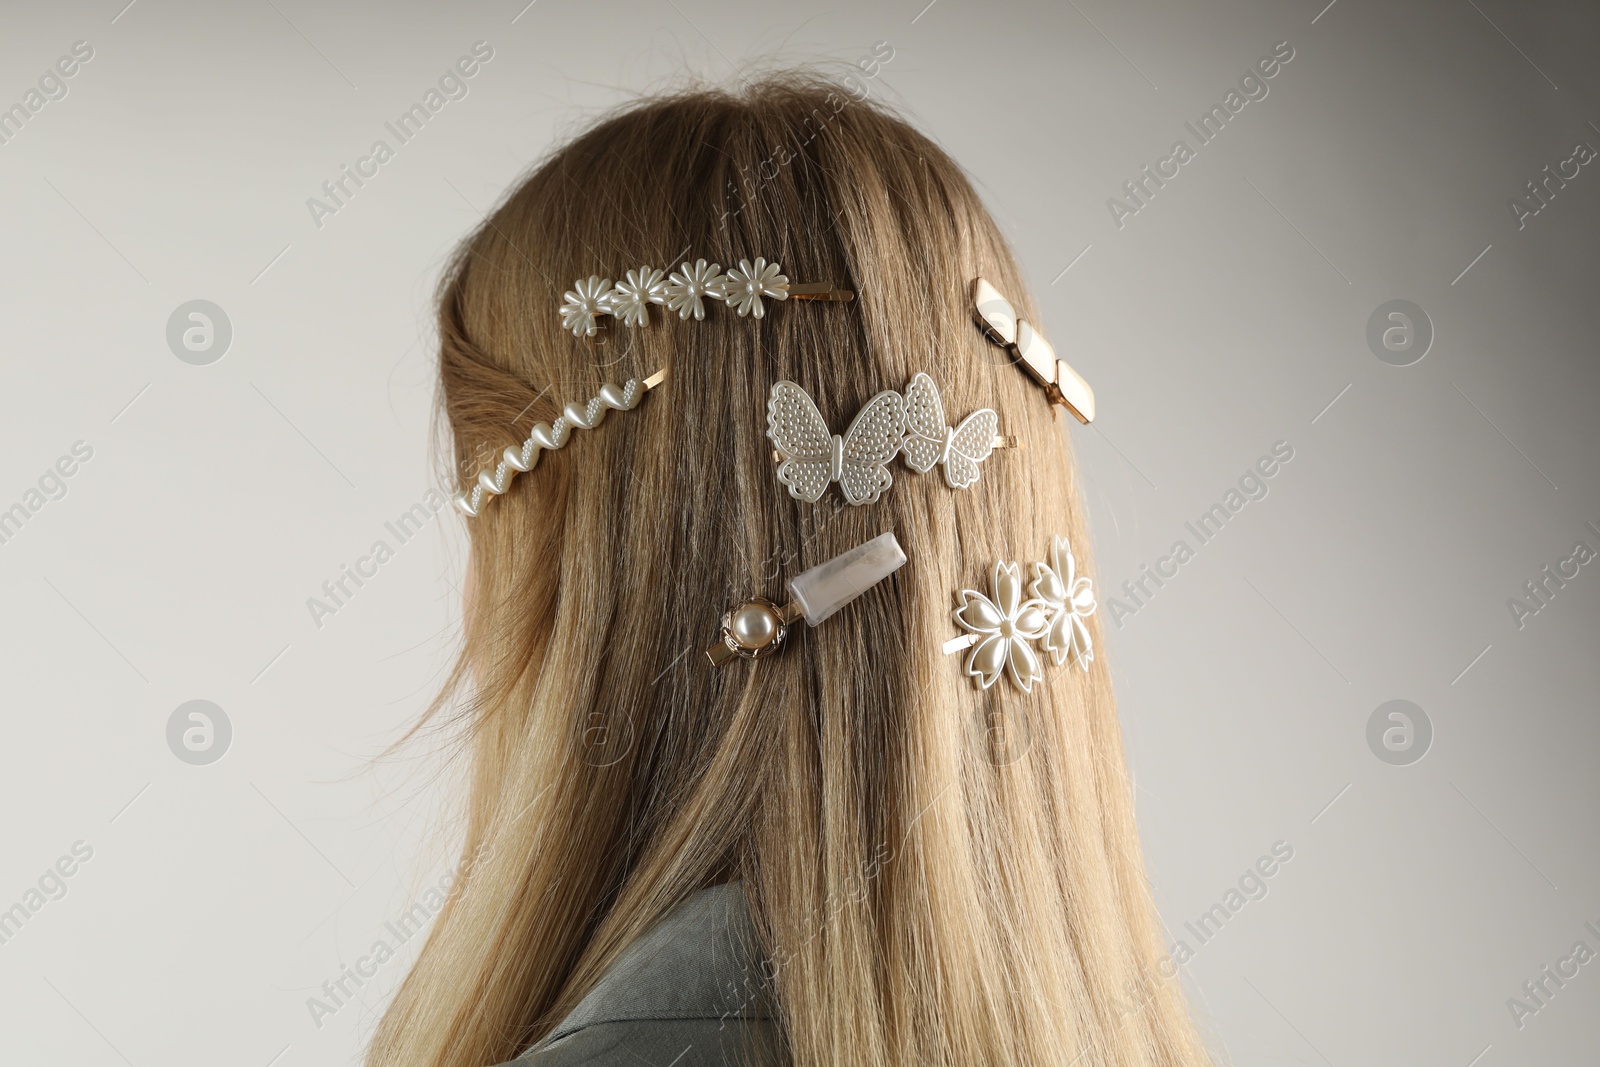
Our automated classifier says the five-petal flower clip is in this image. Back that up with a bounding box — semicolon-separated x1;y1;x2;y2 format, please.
1029;534;1097;670
557;256;850;335
944;533;1099;692
952;561;1050;692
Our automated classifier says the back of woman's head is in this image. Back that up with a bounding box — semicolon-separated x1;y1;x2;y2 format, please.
369;73;1211;1067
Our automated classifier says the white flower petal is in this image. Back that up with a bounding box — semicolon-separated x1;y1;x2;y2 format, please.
955;592;1003;633
1031;563;1066;607
1007;638;1041;693
1015;602;1048;638
1070;614;1093;670
968;634;1007;688
993;561;1022;619
1043;610;1071;665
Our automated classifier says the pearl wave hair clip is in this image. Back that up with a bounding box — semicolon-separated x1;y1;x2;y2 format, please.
970;277;1096;425
942;534;1098;692
708;531;906;665
559;256;854;337
452;369;666;517
766;372;1022;506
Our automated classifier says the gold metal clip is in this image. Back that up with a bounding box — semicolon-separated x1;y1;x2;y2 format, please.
787;282;856;302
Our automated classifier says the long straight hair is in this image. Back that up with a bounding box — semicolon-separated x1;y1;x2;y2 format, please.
367;74;1213;1067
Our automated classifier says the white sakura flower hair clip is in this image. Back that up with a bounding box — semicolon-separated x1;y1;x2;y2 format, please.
559;256;852;336
1028;534;1097;670
949;561;1050;692
707;532;906;665
942;533;1098;691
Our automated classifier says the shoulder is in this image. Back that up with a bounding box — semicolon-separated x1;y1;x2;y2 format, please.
494;882;788;1067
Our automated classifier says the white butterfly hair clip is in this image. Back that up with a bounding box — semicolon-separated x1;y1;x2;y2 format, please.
767;381;907;506
766;373;1019;506
558;256;853;337
901;372;1002;490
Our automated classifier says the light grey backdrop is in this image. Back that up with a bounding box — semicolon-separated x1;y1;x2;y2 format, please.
1;0;1596;1064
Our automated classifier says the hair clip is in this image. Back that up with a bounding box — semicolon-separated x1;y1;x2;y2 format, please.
452;369;666;517
942;533;1097;691
767;373;1020;506
767;381;906;506
970;278;1095;425
707;532;906;665
560;257;853;336
901;372;1009;489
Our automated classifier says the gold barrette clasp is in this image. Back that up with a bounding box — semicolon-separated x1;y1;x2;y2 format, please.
786;282;855;302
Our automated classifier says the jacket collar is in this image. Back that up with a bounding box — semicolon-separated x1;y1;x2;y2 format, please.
538;881;777;1046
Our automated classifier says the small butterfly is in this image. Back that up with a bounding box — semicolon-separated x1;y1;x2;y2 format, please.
900;372;1000;489
767;381;907;506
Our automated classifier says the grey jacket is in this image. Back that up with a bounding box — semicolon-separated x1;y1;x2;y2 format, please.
501;882;789;1067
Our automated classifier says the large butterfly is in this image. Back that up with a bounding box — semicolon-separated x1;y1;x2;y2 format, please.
900;372;999;489
767;381;907;506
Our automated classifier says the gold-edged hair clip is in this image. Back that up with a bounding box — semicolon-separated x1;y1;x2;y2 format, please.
970;278;1095;424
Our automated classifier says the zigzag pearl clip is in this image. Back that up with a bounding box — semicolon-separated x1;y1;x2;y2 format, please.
453;369;666;517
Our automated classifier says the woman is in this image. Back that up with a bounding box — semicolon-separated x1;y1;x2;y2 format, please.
367;74;1213;1067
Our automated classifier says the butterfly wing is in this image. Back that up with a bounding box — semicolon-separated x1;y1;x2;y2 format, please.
900;372;946;474
767;381;834;503
942;408;999;489
837;389;906;506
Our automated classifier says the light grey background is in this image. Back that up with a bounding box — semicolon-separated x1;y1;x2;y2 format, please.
1;0;1596;1064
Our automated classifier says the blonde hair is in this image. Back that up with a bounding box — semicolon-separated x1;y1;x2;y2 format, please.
367;74;1213;1067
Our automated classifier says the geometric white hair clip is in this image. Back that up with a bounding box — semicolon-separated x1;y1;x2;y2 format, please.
942;532;1097;692
452;368;667;517
560;256;853;337
970;277;1095;425
707;531;906;666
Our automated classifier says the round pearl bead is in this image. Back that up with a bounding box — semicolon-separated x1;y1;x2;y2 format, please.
730;602;779;649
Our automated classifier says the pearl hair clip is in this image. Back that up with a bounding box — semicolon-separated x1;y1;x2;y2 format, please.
560;257;854;337
708;532;906;665
452;369;666;517
970;278;1096;425
942;534;1097;692
766;372;1021;507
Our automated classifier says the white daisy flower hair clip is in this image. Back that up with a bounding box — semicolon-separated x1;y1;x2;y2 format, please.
942;533;1098;692
559;256;854;337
